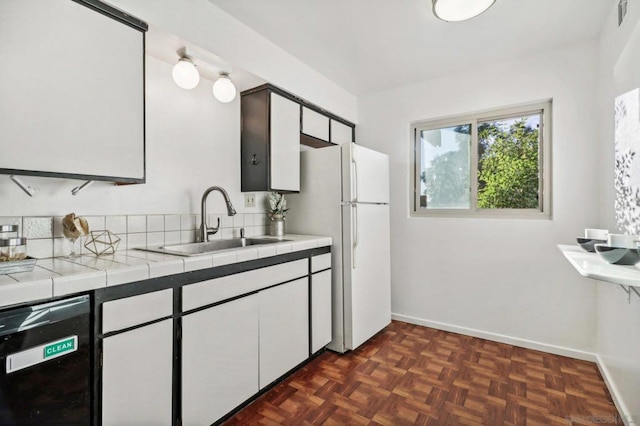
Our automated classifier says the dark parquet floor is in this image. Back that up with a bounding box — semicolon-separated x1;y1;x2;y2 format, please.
224;320;622;425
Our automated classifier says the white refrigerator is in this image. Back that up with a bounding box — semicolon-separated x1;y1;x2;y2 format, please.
287;143;391;353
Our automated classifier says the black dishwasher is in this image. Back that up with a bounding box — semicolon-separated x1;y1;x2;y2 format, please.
0;295;91;425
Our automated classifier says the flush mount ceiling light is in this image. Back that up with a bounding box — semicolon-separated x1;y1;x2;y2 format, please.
432;0;496;22
212;73;237;103
172;57;200;90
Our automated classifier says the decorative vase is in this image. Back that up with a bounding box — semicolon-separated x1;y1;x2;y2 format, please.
269;214;285;237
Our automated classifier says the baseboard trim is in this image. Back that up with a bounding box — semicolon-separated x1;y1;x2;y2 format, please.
391;313;597;362
595;354;635;426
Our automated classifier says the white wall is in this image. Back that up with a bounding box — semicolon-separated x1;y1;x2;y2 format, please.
357;42;601;357
106;0;358;123
595;3;640;422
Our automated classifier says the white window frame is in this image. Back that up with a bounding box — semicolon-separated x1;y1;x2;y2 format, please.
410;100;552;219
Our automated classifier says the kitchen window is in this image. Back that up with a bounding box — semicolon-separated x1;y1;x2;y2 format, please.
411;101;551;219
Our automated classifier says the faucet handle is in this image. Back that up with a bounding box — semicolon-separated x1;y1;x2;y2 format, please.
240;227;245;238
206;217;221;236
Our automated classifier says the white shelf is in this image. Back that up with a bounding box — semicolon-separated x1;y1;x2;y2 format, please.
558;245;640;300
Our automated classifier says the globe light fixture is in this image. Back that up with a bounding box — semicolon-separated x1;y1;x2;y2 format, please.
172;57;200;90
432;0;496;22
212;73;237;103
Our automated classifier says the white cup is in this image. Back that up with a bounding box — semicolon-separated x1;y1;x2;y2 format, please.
607;233;638;248
584;228;608;240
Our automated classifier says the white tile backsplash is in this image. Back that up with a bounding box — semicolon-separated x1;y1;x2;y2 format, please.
85;216;105;233
23;217;53;239
6;212;269;258
220;215;234;229
233;214;244;228
164;215;181;231
27;238;53;259
181;230;196;244
181;214;196;230
164;231;181;246
53;238;67;257
53;216;65;238
106;215;127;234
127;215;147;233
147;232;164;247
147;215;165;232
127;233;146;249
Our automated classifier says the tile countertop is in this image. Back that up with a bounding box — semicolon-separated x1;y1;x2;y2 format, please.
0;234;332;309
558;244;640;288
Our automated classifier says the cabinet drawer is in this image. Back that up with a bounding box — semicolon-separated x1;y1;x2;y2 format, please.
102;289;173;334
183;259;308;312
312;253;331;273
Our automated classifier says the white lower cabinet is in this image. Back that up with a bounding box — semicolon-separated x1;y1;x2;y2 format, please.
259;277;309;388
102;319;173;426
181;295;259;426
311;269;332;353
99;253;330;425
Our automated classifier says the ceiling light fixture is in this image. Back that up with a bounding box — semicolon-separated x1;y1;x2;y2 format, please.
212;73;237;103
432;0;496;22
172;57;200;90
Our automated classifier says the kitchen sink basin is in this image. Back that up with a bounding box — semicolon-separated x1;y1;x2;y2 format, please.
139;238;289;257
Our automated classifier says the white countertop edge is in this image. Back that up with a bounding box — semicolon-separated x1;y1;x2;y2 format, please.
0;234;331;309
558;244;640;288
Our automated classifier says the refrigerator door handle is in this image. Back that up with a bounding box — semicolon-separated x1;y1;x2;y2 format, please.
352;204;359;269
352;159;359;202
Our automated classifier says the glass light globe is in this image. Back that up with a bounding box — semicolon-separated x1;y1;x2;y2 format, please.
212;74;237;103
172;59;200;90
432;0;496;22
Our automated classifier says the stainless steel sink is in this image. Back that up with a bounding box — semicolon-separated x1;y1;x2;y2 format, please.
138;238;288;257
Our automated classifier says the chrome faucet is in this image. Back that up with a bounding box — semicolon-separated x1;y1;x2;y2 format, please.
199;186;237;242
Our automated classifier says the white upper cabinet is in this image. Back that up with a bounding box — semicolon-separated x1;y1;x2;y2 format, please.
270;93;301;192
241;84;355;191
302;107;330;141
0;0;146;183
241;87;301;192
331;119;354;144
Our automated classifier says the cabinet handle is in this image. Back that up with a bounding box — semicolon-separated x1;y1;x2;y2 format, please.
250;154;260;165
